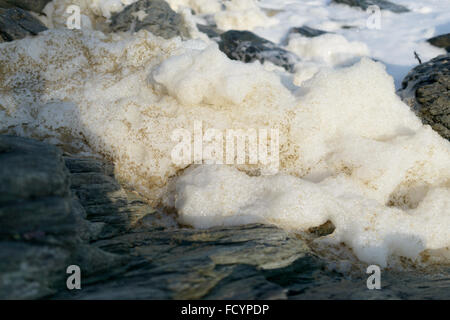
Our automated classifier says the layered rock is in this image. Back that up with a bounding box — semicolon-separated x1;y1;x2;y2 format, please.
399;54;450;141
55;224;312;299
0;135;125;299
0;0;51;13
0;7;47;41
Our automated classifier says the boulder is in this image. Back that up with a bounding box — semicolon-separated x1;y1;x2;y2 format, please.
427;33;450;52
0;135;125;299
109;0;189;39
289;26;328;38
282;25;329;45
332;0;409;13
196;23;221;39
0;0;51;13
219;30;299;72
398;54;450;140
0;7;47;41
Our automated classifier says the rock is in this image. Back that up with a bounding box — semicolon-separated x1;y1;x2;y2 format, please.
332;0;409;13
197;23;221;39
0;0;51;13
203;264;287;299
53;224;312;299
64;156;169;239
0;7;47;41
0;135;70;203
282;25;329;45
0;242;71;299
0;135;126;299
427;33;450;52
289;26;328;38
109;0;189;39
398;54;450;140
219;30;299;72
308;220;336;238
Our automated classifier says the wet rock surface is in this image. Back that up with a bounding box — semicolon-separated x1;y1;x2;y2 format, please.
63;156;176;240
109;0;189;39
0;135;126;299
289;26;328;38
218;30;299;72
56;224;311;299
399;54;450;141
0;7;47;41
427;33;450;52
332;0;409;13
0;0;51;13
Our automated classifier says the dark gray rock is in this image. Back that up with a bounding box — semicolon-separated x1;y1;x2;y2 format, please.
427;33;450;52
282;25;329;46
219;30;299;72
0;7;47;41
109;0;189;39
0;0;51;13
54;224;311;299
0;135;70;203
202;264;287;299
0;135;126;299
0;242;71;299
64;156;170;239
289;26;328;38
398;54;450;140
55;216;450;300
197;23;221;39
332;0;409;13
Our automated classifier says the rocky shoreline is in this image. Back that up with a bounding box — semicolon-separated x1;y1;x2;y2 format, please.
1;134;449;300
0;0;449;300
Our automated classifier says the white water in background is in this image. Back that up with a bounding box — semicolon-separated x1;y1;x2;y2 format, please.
0;0;449;268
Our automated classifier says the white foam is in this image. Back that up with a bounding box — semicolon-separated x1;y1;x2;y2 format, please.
151;43;283;106
288;33;370;66
287;33;371;84
166;0;223;14
214;0;277;31
174;164;450;267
